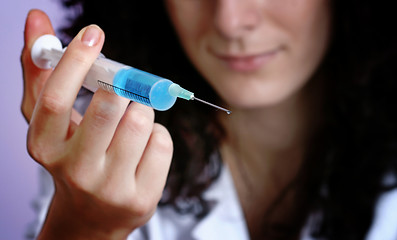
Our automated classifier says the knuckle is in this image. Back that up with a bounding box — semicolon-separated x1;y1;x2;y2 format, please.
124;107;154;135
151;124;173;154
39;92;69;115
26;134;54;167
26;138;44;162
130;195;157;217
21;100;33;122
89;99;121;127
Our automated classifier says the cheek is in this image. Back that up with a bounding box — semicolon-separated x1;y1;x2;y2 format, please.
265;0;330;98
166;1;211;56
282;0;331;65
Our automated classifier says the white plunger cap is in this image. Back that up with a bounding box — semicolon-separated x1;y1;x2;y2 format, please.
31;34;62;69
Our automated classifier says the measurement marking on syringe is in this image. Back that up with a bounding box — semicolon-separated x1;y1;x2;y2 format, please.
97;80;116;93
97;80;151;105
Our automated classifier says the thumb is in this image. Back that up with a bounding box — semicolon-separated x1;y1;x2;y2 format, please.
24;9;56;49
20;9;56;122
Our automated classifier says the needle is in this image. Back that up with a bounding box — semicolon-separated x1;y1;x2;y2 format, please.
192;96;232;114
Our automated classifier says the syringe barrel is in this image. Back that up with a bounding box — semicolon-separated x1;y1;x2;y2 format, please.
111;67;177;110
32;34;177;111
77;55;178;110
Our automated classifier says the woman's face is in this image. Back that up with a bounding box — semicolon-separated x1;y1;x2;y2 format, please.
165;0;331;109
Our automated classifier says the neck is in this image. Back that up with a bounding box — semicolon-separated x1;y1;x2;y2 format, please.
220;92;312;194
218;78;323;238
220;80;322;176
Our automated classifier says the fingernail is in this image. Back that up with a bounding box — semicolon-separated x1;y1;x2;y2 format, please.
81;25;101;47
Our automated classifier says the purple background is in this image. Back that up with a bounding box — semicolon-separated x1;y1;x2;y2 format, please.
0;0;66;239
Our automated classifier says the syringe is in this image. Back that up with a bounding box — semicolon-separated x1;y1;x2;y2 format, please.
31;34;231;113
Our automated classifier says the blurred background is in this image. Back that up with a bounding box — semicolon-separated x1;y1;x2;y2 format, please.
0;0;66;239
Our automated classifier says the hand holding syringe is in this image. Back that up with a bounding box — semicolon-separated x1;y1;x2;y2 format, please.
31;34;231;113
22;13;219;238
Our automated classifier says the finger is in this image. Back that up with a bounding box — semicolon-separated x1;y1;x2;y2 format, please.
106;102;155;172
30;25;105;143
21;9;55;122
72;89;130;162
68;108;83;137
135;123;173;196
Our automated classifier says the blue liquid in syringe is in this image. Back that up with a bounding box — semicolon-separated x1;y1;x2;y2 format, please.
112;67;177;111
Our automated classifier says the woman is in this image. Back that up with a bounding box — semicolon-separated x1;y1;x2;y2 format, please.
21;0;397;239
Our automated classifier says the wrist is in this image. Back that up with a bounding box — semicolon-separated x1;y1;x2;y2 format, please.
37;194;134;240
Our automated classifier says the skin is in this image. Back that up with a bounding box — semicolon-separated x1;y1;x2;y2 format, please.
21;10;173;239
165;0;330;109
166;0;330;238
21;0;330;238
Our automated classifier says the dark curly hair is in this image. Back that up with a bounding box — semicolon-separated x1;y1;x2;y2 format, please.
58;0;397;239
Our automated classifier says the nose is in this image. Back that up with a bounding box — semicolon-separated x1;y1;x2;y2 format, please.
214;0;261;40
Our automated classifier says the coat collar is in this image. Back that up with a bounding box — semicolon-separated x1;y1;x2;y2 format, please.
191;165;250;240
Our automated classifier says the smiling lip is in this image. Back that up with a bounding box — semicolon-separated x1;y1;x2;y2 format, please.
215;49;279;72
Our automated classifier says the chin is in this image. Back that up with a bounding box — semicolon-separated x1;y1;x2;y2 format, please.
219;88;296;110
215;77;303;111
